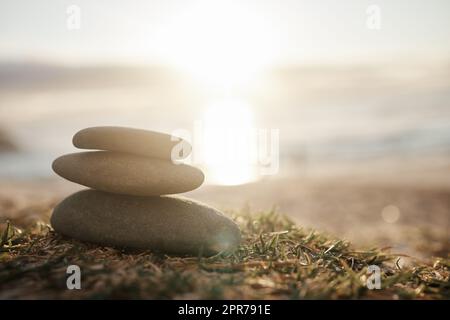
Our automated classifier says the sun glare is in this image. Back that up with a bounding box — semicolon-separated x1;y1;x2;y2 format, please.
154;2;274;184
157;1;276;89
201;99;258;185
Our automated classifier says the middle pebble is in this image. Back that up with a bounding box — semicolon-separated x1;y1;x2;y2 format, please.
52;151;204;196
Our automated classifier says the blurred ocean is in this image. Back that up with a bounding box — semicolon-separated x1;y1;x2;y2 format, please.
1;62;449;181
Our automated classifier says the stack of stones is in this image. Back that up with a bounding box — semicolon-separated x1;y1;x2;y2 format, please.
51;126;241;256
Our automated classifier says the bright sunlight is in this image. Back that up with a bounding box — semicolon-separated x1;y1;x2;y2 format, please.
201;99;258;185
157;0;277;90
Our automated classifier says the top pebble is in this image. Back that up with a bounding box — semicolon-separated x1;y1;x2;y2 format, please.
73;126;191;160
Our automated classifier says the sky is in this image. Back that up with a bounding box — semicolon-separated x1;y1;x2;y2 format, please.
1;0;450;184
1;0;450;67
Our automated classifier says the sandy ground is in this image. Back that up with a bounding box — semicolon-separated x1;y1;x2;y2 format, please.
189;178;450;258
1;162;448;260
188;158;450;258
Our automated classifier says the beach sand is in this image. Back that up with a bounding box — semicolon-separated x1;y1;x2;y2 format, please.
1;160;448;260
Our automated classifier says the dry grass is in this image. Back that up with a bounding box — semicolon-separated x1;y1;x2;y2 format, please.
0;210;449;299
